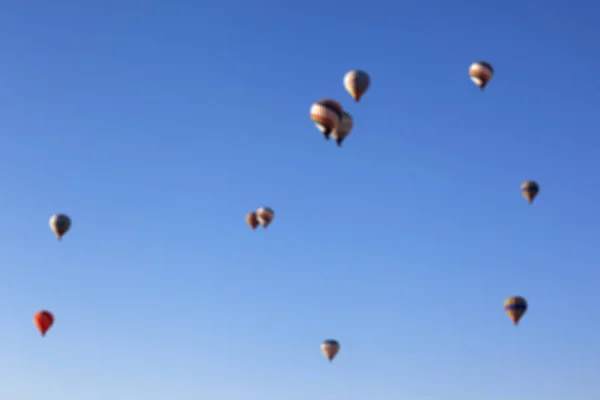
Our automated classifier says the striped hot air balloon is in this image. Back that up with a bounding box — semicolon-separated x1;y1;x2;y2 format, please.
310;99;343;140
469;61;494;91
504;296;527;326
256;207;275;228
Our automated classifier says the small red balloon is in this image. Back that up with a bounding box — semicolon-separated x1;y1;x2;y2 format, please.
34;311;54;337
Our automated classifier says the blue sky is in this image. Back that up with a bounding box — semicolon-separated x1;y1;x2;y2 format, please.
0;1;599;399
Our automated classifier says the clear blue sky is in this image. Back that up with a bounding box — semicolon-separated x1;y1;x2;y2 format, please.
0;1;598;399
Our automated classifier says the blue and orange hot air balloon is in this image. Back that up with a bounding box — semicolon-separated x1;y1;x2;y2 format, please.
503;296;527;326
521;181;539;204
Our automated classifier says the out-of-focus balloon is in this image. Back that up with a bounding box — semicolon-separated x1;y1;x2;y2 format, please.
49;214;71;240
521;181;539;204
321;339;340;362
331;112;354;147
34;311;54;337
469;62;494;91
246;212;259;230
344;70;370;102
310;100;343;140
504;296;527;326
256;207;275;228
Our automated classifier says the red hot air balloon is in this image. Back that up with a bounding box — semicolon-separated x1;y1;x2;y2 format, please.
34;311;54;337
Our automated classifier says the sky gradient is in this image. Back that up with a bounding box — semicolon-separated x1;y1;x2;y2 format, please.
0;1;599;399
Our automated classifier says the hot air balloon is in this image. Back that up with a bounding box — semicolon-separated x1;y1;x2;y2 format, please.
504;296;527;326
256;207;275;228
33;310;54;337
469;61;494;91
246;212;259;230
344;70;370;102
521;181;539;204
331;111;354;147
310;100;343;140
321;339;340;362
49;214;71;240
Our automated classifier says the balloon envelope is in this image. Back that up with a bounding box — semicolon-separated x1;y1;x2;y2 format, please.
321;339;340;361
256;207;275;228
310;100;343;139
49;214;71;240
34;310;54;336
504;296;527;325
331;111;353;147
344;70;370;101
469;62;494;90
521;180;539;204
246;212;259;230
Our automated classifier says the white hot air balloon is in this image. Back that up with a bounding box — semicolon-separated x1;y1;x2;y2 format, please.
343;70;370;101
331;111;354;147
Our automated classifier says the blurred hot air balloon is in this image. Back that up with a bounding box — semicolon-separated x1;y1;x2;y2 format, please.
321;339;340;362
310;100;343;140
256;207;275;228
469;62;494;91
34;310;54;337
246;212;259;230
49;214;71;240
344;70;370;102
504;296;527;326
521;181;539;204
331;111;354;147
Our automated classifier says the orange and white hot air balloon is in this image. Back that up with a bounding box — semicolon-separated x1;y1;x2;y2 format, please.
256;207;275;228
310;100;343;140
321;339;340;362
343;70;370;102
469;61;494;91
34;310;54;337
